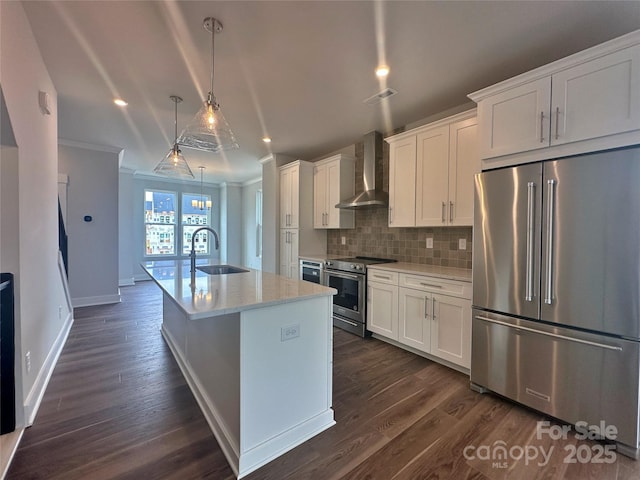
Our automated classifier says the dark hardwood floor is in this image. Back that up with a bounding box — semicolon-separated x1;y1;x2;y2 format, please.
7;281;639;479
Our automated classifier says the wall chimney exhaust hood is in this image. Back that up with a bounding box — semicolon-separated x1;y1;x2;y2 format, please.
336;131;387;209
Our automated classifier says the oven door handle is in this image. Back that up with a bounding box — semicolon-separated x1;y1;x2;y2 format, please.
335;317;359;328
326;271;361;281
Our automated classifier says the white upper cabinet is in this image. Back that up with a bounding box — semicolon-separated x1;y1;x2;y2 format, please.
552;46;640;145
280;162;300;228
470;31;640;168
313;155;355;229
448;116;480;226
415;125;449;226
387;109;479;227
388;136;416;227
476;77;551;159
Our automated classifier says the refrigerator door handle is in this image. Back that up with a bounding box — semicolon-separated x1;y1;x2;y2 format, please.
525;181;536;302
544;179;556;305
474;315;623;351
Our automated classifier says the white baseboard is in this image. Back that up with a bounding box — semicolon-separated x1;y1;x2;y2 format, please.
23;312;73;425
134;273;151;282
72;293;121;308
118;277;135;287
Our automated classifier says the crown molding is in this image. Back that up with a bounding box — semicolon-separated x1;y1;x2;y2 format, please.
58;138;123;154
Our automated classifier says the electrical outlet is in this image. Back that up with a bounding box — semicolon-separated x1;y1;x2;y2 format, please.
341;236;346;245
26;351;31;373
281;324;300;341
426;237;433;249
459;238;467;250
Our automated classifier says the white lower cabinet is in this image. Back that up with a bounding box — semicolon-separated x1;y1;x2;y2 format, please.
368;267;472;370
367;281;398;340
398;287;430;351
430;293;471;369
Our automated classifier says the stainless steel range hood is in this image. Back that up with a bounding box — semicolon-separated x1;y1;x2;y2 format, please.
336;130;387;209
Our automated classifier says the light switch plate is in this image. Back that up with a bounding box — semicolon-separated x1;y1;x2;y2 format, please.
341;236;346;245
459;238;467;250
426;237;433;249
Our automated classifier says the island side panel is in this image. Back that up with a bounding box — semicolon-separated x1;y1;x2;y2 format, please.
238;295;335;475
160;293;242;474
186;312;241;455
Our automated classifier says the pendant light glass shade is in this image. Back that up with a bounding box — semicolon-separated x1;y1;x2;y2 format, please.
154;96;194;179
178;17;238;153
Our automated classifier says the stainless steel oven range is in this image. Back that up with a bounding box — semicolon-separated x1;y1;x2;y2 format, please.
324;256;395;337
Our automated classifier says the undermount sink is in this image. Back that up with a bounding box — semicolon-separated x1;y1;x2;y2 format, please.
196;264;249;275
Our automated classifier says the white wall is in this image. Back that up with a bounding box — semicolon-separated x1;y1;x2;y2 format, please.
0;1;70;427
58;143;120;306
130;176;222;282
118;169;135;286
241;179;262;270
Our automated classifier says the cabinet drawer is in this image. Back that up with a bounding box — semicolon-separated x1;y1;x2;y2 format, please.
399;273;471;299
367;269;398;285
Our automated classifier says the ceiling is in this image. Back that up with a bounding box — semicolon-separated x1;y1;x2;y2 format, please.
22;1;640;184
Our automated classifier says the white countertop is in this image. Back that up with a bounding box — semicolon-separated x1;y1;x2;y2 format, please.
143;260;336;320
368;262;472;282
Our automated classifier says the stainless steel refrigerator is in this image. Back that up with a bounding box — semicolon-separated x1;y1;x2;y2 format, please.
472;146;640;457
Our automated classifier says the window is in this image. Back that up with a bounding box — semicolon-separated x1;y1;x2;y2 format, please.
145;190;176;256
145;190;213;257
181;193;211;255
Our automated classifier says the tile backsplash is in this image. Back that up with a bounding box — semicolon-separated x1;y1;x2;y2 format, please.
327;208;472;268
325;136;473;269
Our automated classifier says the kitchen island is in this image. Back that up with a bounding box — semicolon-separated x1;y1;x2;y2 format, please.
142;261;336;478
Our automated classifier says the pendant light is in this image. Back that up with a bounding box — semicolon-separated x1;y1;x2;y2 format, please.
154;96;194;179
192;166;212;210
178;17;238;153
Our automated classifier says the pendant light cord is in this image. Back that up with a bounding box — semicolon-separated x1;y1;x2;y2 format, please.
210;25;215;95
173;97;178;144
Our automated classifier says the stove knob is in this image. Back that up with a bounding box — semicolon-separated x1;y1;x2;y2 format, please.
350;264;355;269
355;265;362;271
326;261;332;267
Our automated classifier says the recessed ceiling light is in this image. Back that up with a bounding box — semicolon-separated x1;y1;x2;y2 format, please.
375;65;390;78
262;137;272;143
114;98;128;107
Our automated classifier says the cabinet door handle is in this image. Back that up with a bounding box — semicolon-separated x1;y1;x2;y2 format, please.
554;107;560;140
420;282;442;289
540;111;545;143
432;297;437;319
372;274;391;280
441;202;446;223
449;201;454;222
424;297;429;318
389;207;393;224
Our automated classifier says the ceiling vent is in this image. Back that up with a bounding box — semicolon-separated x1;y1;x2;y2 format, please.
363;88;398;105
